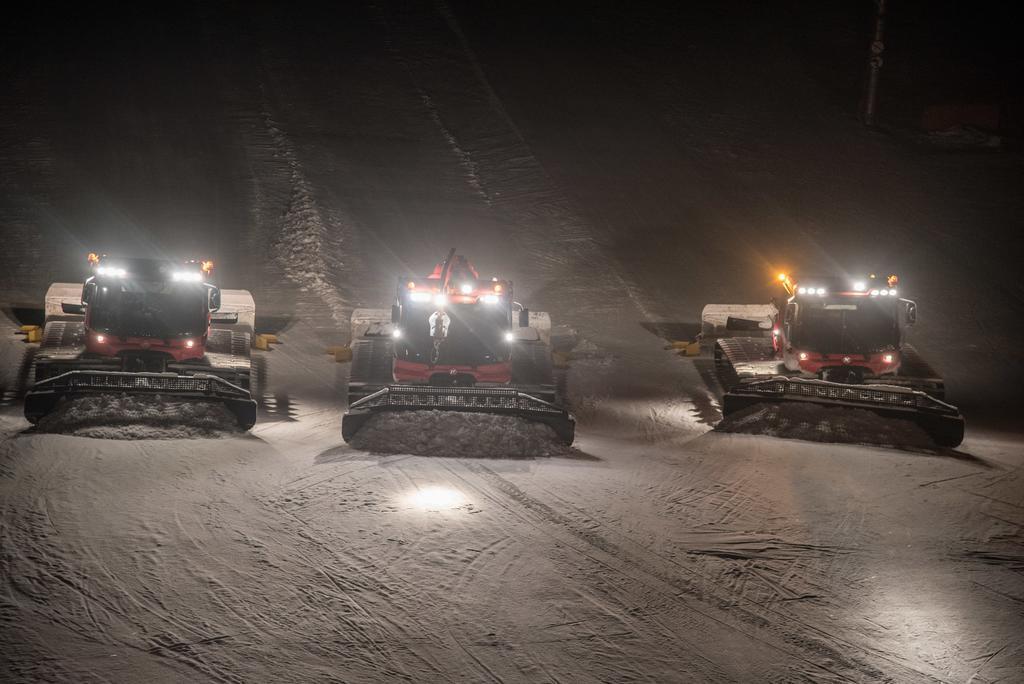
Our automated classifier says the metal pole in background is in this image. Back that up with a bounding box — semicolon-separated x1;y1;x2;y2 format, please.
862;0;887;127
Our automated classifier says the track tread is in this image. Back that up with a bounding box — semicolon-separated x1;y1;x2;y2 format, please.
511;341;554;387
350;338;394;386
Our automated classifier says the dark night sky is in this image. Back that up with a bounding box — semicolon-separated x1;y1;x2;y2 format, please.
5;1;1022;125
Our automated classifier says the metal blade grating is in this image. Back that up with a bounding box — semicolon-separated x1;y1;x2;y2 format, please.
353;385;563;414
39;371;249;400
737;378;957;415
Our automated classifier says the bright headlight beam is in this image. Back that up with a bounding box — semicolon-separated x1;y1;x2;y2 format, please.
172;271;201;282
405;486;465;510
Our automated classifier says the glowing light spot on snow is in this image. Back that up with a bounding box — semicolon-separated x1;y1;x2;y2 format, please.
405;486;465;510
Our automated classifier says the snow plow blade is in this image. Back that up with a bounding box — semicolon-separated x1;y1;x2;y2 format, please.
721;377;965;447
343;385;575;445
24;370;258;430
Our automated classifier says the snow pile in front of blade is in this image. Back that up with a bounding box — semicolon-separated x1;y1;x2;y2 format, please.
715;402;937;450
35;394;242;439
350;411;570;458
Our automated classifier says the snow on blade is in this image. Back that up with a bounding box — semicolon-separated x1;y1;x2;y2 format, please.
349;410;570;458
715;402;938;450
35;394;243;439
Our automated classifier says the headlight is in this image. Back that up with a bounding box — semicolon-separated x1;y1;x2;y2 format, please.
798;351;809;361
97;266;127;277
816;287;826;295
882;353;894;363
481;294;500;304
392;328;402;339
172;271;202;282
798;287;807;294
504;331;515;342
460;283;473;294
409;292;431;302
185;339;195;348
870;289;879;296
95;334;106;343
434;294;447;307
853;281;866;291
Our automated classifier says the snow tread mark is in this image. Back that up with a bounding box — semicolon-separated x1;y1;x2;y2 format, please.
455;461;935;684
0;471;241;683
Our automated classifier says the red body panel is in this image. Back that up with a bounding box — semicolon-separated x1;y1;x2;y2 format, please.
393;358;512;384
797;350;899;376
85;332;208;362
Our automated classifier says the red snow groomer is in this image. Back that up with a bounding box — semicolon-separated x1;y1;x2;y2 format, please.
704;271;964;446
342;249;574;444
24;253;258;429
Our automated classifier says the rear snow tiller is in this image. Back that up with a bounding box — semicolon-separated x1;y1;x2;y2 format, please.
342;385;575;445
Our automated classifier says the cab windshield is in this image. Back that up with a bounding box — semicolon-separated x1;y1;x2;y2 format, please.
796;300;898;354
90;280;208;339
396;302;510;366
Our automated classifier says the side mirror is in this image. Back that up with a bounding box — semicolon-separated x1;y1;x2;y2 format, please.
61;302;86;315
82;281;97;304
905;301;917;326
391;304;401;324
518;308;530;328
208;287;222;312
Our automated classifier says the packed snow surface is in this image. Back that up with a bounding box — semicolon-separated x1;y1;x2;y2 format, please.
35;394;242;439
715;401;938;449
348;410;571;457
